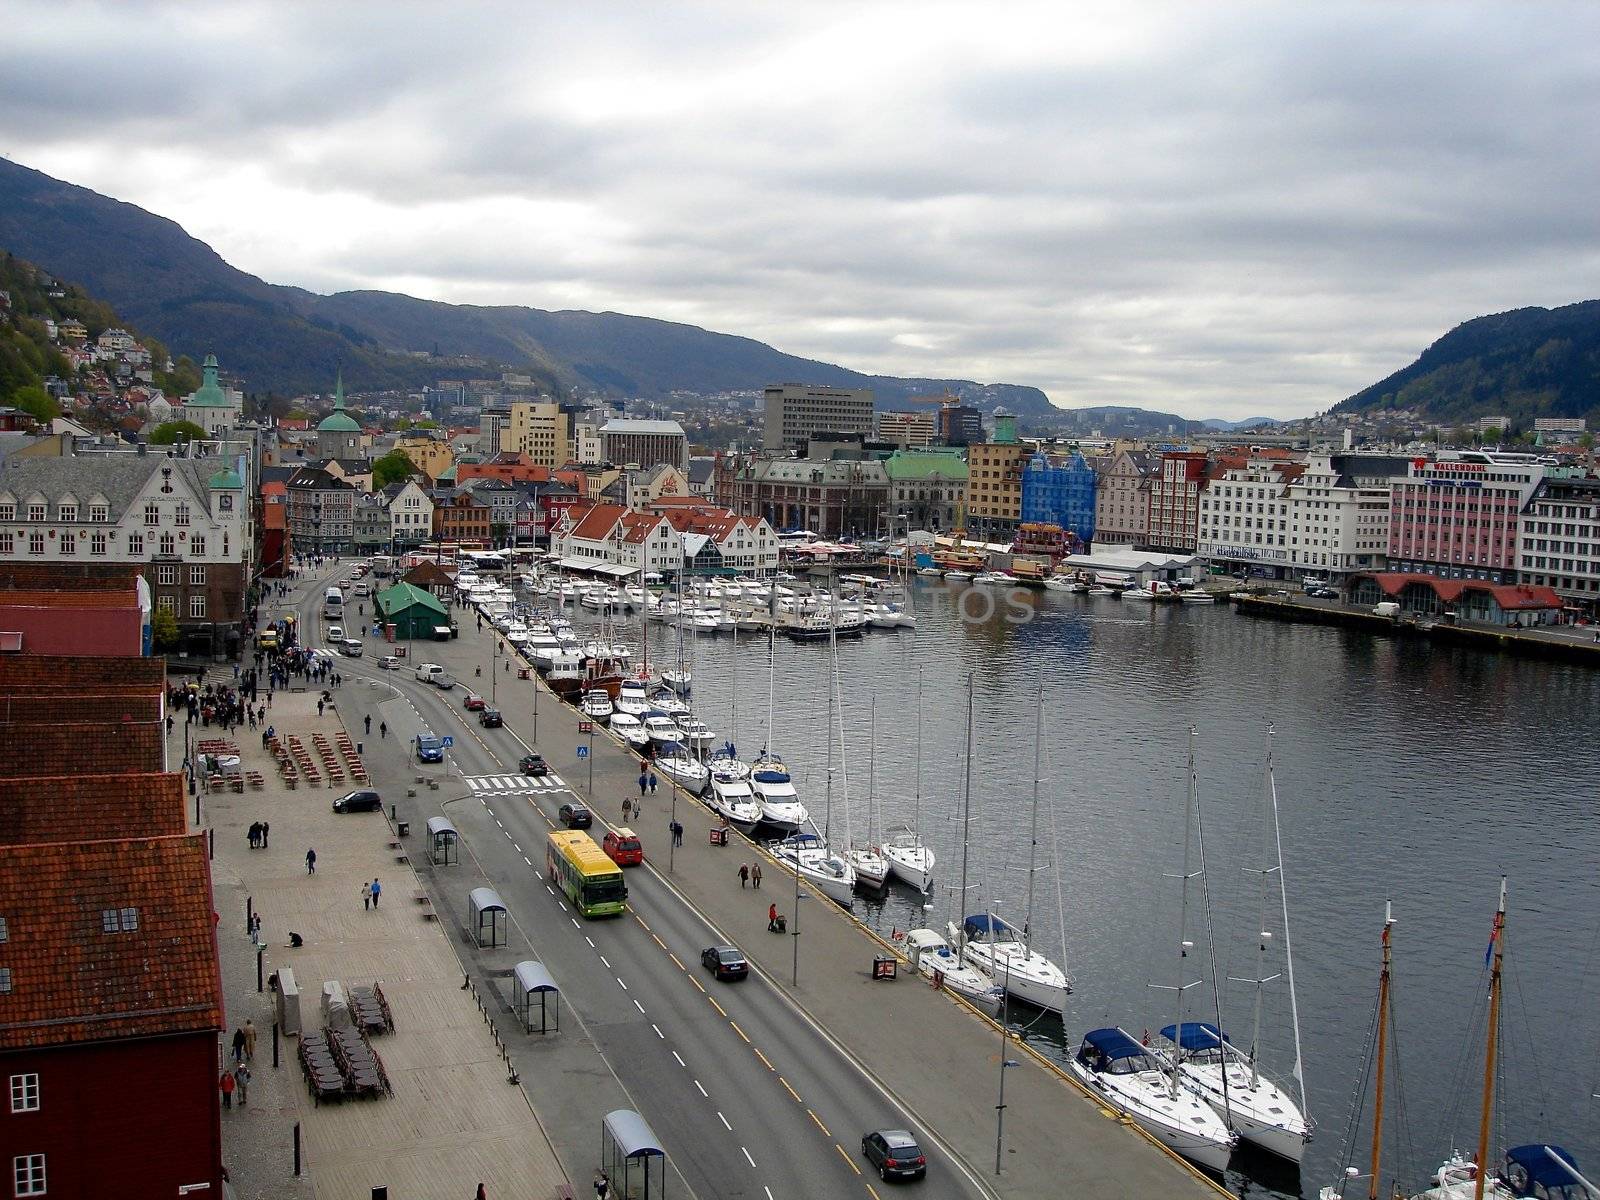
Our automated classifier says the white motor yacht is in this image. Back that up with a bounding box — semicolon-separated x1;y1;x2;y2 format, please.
749;756;808;832
1154;1023;1312;1164
659;666;691;695
1087;584;1120;597
948;913;1070;1013
707;765;762;830
609;711;650;749
1069;1028;1238;1174
770;831;855;907
880;825;936;892
653;743;709;795
972;571;1013;586
1179;590;1217;604
615;679;651;717
649;690;691;719
580;690;614;724
943;569;974;581
676;717;716;752
1124;584;1159;601
1043;575;1074;591
643;713;685;746
899;930;1002;1017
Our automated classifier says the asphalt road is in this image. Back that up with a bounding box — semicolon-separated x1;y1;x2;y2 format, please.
274;564;993;1200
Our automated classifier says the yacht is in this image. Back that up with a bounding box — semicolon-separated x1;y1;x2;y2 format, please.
609;711;650;749
948;913;1070;1013
770;830;855;907
653;742;709;795
545;650;584;696
1069;1028;1238;1173
707;764;762;831
615;678;650;717
704;744;750;780
749;756;808;832
649;690;691;719
1087;584;1121;597
677;716;716;753
1179;590;1216;604
580;690;614;724
659;666;691;695
643;713;685;746
1154;1023;1312;1165
1123;583;1160;601
1043;574;1075;591
972;571;1013;586
845;844;889;888
899;929;1003;1017
881;825;935;892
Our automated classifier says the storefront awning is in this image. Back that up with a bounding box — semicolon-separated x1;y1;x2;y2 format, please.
593;563;638;578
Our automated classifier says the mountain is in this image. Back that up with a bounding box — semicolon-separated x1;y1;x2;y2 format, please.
0;158;1055;414
1199;416;1276;431
1335;301;1600;426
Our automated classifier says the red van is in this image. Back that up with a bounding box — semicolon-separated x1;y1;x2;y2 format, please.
603;828;644;867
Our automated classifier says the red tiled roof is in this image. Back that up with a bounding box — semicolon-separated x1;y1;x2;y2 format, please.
0;656;164;694
0;723;165;778
1355;572;1564;610
565;503;628;541
618;512;664;544
0;833;223;1050
0;695;163;724
0;773;186;845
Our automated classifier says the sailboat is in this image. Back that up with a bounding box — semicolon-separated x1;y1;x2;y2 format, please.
1157;727;1312;1162
948;675;1069;1013
659;550;692;694
749;587;808;831
1069;730;1237;1172
882;667;935;891
845;694;889;888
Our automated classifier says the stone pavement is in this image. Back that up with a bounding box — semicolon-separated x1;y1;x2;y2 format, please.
189;688;568;1200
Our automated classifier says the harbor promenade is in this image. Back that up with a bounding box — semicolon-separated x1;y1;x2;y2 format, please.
187;689;570;1200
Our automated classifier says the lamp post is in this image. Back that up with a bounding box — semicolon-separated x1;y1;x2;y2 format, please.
790;864;804;987
995;935;1018;1176
668;785;678;874
586;724;595;795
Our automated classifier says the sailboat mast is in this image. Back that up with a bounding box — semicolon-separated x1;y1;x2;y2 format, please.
1249;734;1274;1090
868;694;877;848
1269;729;1310;1123
1023;670;1043;951
1170;728;1199;1100
1369;902;1395;1200
913;666;923;843
956;671;974;929
1474;877;1508;1200
764;580;776;755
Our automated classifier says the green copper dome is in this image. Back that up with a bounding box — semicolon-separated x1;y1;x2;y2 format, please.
209;465;244;490
187;353;231;408
316;369;361;433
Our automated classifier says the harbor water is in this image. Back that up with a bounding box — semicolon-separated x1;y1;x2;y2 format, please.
570;578;1600;1198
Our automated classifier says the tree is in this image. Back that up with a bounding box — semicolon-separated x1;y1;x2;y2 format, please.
372;450;415;489
9;384;58;423
149;419;207;445
151;606;180;651
1580;432;1595;451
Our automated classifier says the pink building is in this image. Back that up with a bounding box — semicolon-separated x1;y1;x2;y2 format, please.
1387;455;1544;583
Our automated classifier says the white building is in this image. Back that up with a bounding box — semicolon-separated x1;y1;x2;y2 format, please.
1196;454;1302;577
1284;454;1396;578
552;502;779;577
385;478;436;548
1517;476;1600;611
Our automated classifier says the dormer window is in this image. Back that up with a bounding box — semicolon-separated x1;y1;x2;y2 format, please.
58;502;77;522
0;502;11;521
27;503;45;522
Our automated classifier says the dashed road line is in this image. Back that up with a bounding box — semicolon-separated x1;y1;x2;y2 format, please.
600;955;612;969
865;1184;882;1200
668;952;687;972
585;936;596;948
616;976;628;991
730;1021;750;1044
779;1077;802;1104
694;1080;708;1097
672;1051;686;1067
717;1111;732;1131
809;1109;831;1137
834;1143;861;1174
707;995;726;1017
652;1024;664;1039
742;1147;757;1169
754;1047;775;1072
633;999;645;1014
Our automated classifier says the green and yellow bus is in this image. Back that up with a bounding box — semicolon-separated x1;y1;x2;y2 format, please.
547;829;628;918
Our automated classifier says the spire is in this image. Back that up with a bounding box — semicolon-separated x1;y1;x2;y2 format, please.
334;367;345;410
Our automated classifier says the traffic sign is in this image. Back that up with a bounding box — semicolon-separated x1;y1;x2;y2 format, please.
576;745;590;759
441;736;455;748
578;721;593;734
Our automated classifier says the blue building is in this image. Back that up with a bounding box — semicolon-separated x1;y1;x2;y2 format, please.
1021;451;1097;545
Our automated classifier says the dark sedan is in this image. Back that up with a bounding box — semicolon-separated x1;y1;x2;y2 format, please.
518;753;549;777
557;803;592;829
700;945;748;981
861;1129;927;1181
332;789;383;814
477;707;503;728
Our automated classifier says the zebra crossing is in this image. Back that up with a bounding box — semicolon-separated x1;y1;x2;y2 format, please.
464;772;569;796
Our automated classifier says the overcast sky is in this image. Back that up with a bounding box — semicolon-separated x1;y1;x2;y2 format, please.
4;2;1599;420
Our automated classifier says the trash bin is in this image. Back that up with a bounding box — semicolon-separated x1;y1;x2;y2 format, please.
709;827;728;847
396;821;410;838
872;956;898;981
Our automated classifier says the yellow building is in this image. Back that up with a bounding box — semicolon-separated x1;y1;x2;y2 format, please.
963;442;1030;533
394;435;455;481
500;402;572;468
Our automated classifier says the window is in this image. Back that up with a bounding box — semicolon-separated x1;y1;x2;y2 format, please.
26;503;45;522
59;532;75;555
90;533;106;556
0;916;6;942
89;503;108;523
27;533;43;556
190;535;206;557
190;565;206;585
13;1154;45;1196
190;594;206;618
144;502;159;526
174;502;190;527
157;595;174;613
58;502;76;522
157;565;176;586
100;907;138;933
0;533;11;555
0;502;11;521
0;967;11;993
159;532;175;556
127;533;143;556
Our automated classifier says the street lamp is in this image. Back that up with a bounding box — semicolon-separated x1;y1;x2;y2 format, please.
995;936;1019;1176
790;867;808;987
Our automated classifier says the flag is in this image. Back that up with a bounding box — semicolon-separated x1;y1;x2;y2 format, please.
1484;922;1500;966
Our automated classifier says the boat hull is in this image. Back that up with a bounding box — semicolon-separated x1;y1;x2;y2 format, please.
1068;1064;1235;1174
884;849;933;892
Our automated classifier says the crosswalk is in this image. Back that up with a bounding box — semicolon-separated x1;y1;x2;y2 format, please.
464;772;569;795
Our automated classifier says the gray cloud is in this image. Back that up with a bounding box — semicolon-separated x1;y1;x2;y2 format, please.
4;0;1600;420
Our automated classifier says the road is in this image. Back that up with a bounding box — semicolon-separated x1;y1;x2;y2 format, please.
274;563;993;1200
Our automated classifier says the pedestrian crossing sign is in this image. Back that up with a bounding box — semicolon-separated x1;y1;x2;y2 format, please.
576;745;589;759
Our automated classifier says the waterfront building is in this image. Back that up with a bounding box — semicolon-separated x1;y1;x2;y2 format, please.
883;448;967;532
314;372;364;459
385;477;436;549
1196;452;1302;577
601;418;689;471
730;456;889;537
1346;571;1563;626
1388;453;1545;583
478;405;512;455
575;416;603;464
352;491;389;553
1517;475;1600;611
432;488;492;545
1284;453;1402;579
875;409;937;447
762;385;874;452
501;401;573;467
552;501;778;576
1020;451;1097;546
1146;452;1209;553
964;416;1028;538
1094;450;1158;547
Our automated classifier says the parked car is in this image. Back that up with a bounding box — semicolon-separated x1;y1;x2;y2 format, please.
700;945;748;981
477;706;502;728
415;663;444;683
355;583;371;596
861;1130;927;1181
332;789;383;814
325;625;345;643
557;803;592;829
431;672;456;691
518;753;549;777
1308;586;1339;599
462;691;486;711
380;655;403;670
602;828;643;866
416;734;445;763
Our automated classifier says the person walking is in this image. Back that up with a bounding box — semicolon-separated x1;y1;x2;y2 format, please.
364;714;372;735
380;721;387;739
649;773;658;798
738;863;749;888
751;862;762;888
768;902;779;931
362;881;372;910
476;1186;487;1200
243;1019;257;1061
231;1027;246;1065
234;1064;251;1105
305;847;317;875
621;797;632;821
261;822;270;849
317;698;325;718
370;878;382;908
638;770;648;799
594;1171;610;1200
220;1068;236;1110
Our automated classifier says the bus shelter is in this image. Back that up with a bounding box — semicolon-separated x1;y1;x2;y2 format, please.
512;960;560;1034
601;1109;666;1199
425;816;459;866
468;887;506;948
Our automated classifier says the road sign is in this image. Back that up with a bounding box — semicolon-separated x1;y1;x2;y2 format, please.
578;721;593;734
575;745;589;759
441;736;455;748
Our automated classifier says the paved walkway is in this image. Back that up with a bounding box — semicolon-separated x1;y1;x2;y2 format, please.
190;688;569;1200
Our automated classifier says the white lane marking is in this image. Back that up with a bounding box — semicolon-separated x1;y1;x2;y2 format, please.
504;830;513;839
616;977;628;990
765;1188;775;1200
672;1051;686;1067
571;917;580;929
742;1147;756;1168
695;1080;707;1097
585;936;596;948
513;843;521;853
633;999;645;1014
652;1024;664;1039
545;885;555;896
718;1111;732;1131
599;955;611;969
523;856;532;866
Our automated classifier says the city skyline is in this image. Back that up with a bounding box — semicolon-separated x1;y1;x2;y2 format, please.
4;2;1599;421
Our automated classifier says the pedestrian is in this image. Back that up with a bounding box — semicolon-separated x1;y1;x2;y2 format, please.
364;714;372;735
673;821;683;847
220;1068;235;1110
317;698;325;718
306;847;317;875
768;902;779;931
231;1026;246;1064
370;878;382;907
250;912;262;941
738;863;749;888
476;1186;487;1200
380;721;387;739
594;1171;610;1200
235;1064;250;1105
248;822;260;849
649;773;658;797
622;798;632;821
243;1018;257;1060
261;822;269;848
362;881;372;910
638;771;648;798
751;862;762;888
